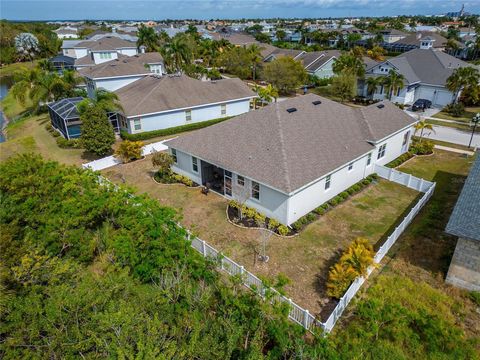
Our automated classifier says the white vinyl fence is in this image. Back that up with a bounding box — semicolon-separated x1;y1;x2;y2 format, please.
94;164;435;334
321;165;435;333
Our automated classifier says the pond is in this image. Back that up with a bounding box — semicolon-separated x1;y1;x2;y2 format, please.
0;76;13;143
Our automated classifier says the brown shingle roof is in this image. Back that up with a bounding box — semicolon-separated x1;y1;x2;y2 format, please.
79;52;163;79
393;31;463;49
166;94;416;193
115;75;256;117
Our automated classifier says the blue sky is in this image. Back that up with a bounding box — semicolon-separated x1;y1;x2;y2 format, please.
1;0;479;20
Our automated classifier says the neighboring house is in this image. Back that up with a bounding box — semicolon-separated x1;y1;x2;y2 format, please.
165;94;416;226
48;54;76;72
55;26;78;39
262;47;341;79
114;74;256;134
359;48;474;107
380;29;408;44
47;97;120;139
209;32;259;46
445;155;480;292
61;36;139;68
79;52;164;98
85;31;138;42
383;31;465;57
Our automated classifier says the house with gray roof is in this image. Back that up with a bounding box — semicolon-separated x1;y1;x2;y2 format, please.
78;52;164;98
165;94;416;225
114;74;256;135
360;48;475;107
445;155;480;291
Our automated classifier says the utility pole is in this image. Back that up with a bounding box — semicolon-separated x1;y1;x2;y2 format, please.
468;113;480;149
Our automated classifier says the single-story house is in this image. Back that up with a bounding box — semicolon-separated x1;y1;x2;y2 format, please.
165;94;417;226
262;47;341;79
445;155;480;292
54;26;78;39
359;48;474;107
380;29;408;44
78;52;164;98
48;54;76;72
47;97;120;139
115;74;256;134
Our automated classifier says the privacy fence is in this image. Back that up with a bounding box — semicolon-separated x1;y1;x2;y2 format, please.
96;163;435;335
187;165;436;334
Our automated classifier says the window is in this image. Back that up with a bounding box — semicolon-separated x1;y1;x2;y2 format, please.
221;104;227;116
251;181;260;200
325;175;331;190
225;170;232;196
192;157;198;172
402;131;409;146
185;109;192;121
171;149;177;163
377;144;387;159
367;153;372;166
133;119;141;131
348;162;354;171
237;175;245;186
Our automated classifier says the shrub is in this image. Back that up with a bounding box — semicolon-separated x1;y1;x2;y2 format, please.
347;187;356;196
277;225;289;236
444;103;465;117
292;217;307;231
340;191;349;199
120;116;233;141
80;105;116;156
352;184;361;192
242;206;257;219
151;151;174;174
268;218;279;230
362;179;370;186
173;174;193;186
306;213;316;222
329;198;339;206
115;140;144;163
229;200;240;210
56;137;81;149
313;206;325;215
254;212;266;225
326;263;358;298
410;140;434;155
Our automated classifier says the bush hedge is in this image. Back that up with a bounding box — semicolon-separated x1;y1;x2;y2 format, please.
386;151;414;168
410;140;434;155
120;116;233;141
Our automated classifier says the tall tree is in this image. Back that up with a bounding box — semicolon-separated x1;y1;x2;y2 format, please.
382;70;405;100
331;74;357;103
262;57;307;94
161;35;192;73
14;32;39;62
80;105;115;156
332;53;365;78
365;77;382;99
136;24;159;52
77;89;123;114
446;66;480;104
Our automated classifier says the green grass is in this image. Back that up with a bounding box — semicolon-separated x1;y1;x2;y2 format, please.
432;106;480;123
0;60;38;78
0;91;31;120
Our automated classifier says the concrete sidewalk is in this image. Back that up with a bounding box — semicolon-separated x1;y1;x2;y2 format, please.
434;145;476;156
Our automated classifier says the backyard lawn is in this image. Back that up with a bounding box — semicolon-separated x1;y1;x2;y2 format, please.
103;155;421;317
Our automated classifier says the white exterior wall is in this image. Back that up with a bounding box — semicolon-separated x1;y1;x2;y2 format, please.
373;127;414;166
414;84;454;106
94;75;145;93
92;51;119;64
62;48;77;58
171;149;203;185
312;58;336;79
127;99;251;134
74;48;89;59
117;48;138;56
149;64;163;74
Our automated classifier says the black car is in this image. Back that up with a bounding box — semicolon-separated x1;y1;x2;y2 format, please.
411;99;432;112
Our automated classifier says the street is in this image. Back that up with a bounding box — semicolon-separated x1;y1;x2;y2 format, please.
421;124;480;148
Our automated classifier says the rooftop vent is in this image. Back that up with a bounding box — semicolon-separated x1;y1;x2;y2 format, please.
286;108;297;113
312;100;322;105
377;104;385;109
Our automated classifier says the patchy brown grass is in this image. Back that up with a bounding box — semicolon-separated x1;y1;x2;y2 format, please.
103;156;419;317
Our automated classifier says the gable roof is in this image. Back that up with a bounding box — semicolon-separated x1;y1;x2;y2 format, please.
78;52;163;79
393;31;463;49
165;94;416;194
115;75;256;118
446;155;480;242
383;48;473;86
76;36;137;51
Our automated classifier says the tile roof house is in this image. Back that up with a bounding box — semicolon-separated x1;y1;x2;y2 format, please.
165;94;416;225
360;48;475;107
78;52;164;98
445;155;480;291
114;74;256;135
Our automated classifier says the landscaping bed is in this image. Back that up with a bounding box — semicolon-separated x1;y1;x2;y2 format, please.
153;170;198;187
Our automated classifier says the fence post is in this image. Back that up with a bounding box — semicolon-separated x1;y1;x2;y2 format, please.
388;168;394;181
240;265;244;279
419;178;425;192
201;239;206;257
303;309;310;329
407;174;412;188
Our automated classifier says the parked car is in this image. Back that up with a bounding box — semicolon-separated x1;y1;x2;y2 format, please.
411;99;432;112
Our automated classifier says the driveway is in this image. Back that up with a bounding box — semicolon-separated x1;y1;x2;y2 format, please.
404;106;442;119
421;125;480;148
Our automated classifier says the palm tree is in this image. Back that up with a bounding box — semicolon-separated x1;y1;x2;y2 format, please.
382;70;405;100
161;36;192;73
28;72;67;106
332;53;365;78
77;89;123;115
37;59;55;72
247;44;262;80
10;67;40;105
62;70;84;97
446;67;480;104
365;77;382;99
414;119;435;139
137;24;159;52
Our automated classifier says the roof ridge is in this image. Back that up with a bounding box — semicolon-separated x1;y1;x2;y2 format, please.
274;104;292;193
357;105;375;142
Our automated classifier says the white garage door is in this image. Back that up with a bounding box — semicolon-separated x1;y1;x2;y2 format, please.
415;87;434;102
433;90;453;106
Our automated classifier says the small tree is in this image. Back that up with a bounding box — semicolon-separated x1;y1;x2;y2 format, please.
339;238;375;277
151;151;174;175
115;140;144;163
331;74;357;103
326;263;357;298
262;57;307;95
80;106;115;156
233;181;251;220
14;33;39;62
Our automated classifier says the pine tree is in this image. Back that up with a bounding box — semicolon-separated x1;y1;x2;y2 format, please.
80;105;115;156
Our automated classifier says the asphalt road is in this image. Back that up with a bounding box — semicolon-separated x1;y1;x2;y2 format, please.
421;125;480;148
